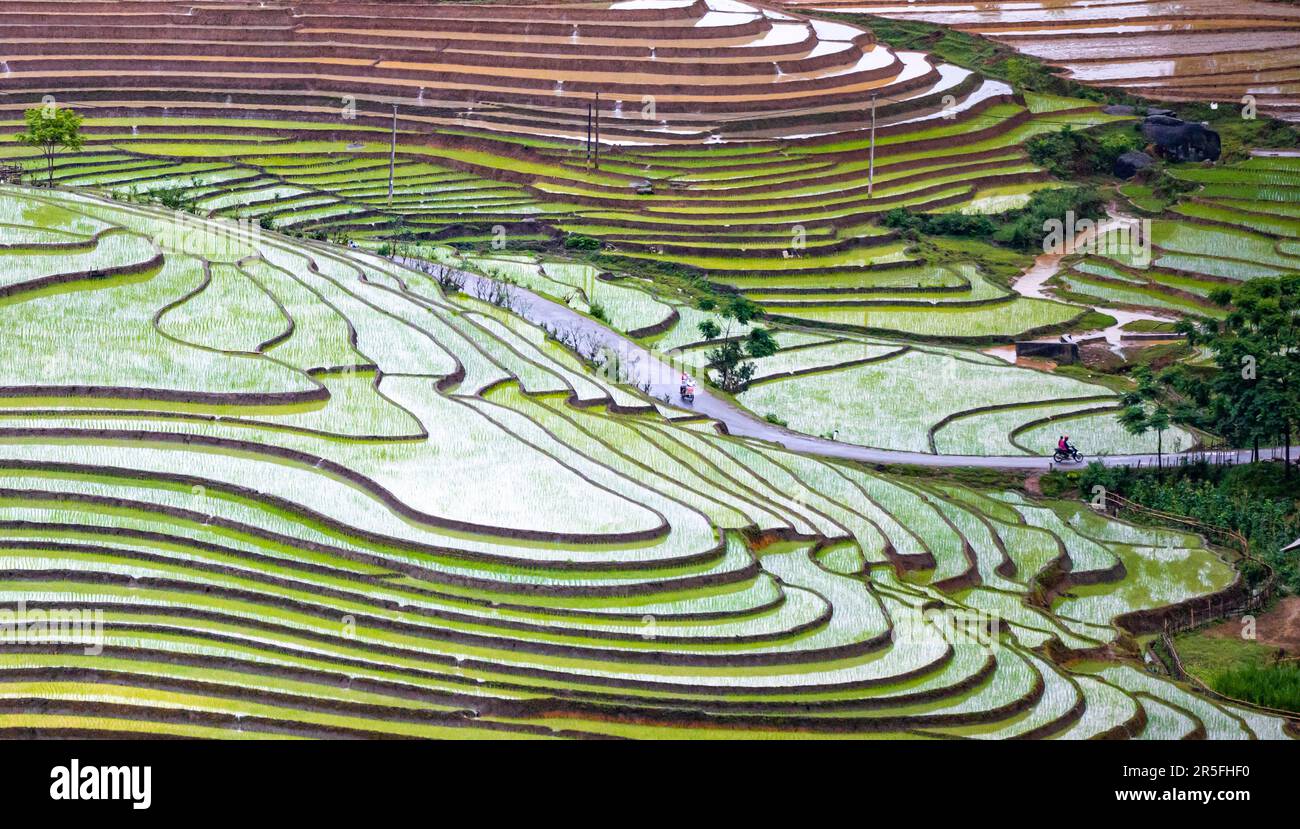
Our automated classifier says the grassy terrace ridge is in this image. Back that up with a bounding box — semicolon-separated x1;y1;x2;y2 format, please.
0;91;1127;342
0;184;1289;739
1063;157;1300;318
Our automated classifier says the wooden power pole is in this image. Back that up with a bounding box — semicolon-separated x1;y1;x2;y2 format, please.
388;104;397;206
867;94;877;198
585;102;593;168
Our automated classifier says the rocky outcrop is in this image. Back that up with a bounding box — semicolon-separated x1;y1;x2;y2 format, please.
1114;150;1155;179
1140;115;1221;163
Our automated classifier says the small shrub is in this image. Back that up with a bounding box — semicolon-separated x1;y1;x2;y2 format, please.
431;265;466;295
1026;126;1142;179
881;208;992;239
991;186;1106;250
1150;168;1197;203
146;185;198;213
564;234;601;251
1038;470;1078;498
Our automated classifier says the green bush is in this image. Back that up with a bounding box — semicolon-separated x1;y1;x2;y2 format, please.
927;212;997;237
882;208;923;234
1038;470;1079;498
145;185;199;213
1213;662;1300;714
991;186;1106;250
887;187;1105;251
1149;168;1197;203
564;234;601;251
1026;126;1143;179
882;207;994;239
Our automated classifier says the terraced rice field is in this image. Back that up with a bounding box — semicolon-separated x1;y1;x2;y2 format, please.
1062;157;1300;317
732;342;1194;455
0;99;1172;457
0;0;1128;340
387;243;1162;456
784;0;1300;121
0;98;1116;339
0;0;1059;142
0;184;1287;739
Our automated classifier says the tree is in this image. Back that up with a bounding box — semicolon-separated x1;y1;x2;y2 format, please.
15;105;84;186
1172;275;1300;473
1118;404;1151;455
1147;407;1172;466
1120;366;1179;468
693;295;780;394
719;295;761;335
705;327;779;393
745;326;778;359
705;340;755;392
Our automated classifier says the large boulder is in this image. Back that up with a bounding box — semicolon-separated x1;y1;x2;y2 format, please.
1114;150;1154;179
1140;115;1221;162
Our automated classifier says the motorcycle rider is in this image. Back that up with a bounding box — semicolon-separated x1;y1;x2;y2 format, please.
680;372;695;402
1056;435;1078;458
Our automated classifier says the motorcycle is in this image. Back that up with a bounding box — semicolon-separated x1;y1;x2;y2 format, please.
680;375;696;405
1052;447;1083;463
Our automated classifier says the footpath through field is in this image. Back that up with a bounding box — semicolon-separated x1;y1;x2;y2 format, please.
403;255;1283;470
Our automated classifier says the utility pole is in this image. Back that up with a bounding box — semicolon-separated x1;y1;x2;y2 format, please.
594;91;601;170
585;102;593;168
867;93;877;198
388;104;397;206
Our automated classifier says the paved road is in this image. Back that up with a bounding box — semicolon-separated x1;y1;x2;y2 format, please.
402;255;1286;471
